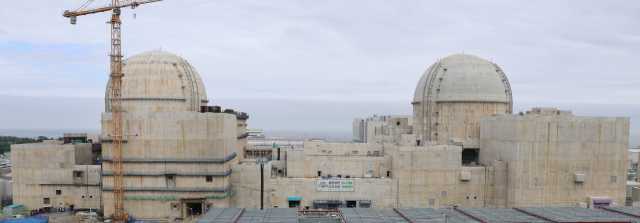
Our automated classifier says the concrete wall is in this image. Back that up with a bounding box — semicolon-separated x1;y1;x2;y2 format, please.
100;111;243;219
303;142;383;156
480;109;630;208
286;151;392;178
386;144;493;209
414;102;509;147
11;143;99;210
230;162;398;210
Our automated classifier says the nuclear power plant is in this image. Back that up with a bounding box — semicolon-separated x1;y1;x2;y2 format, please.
10;52;636;221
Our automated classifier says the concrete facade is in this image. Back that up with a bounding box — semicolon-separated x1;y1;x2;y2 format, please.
100;110;244;218
11;141;101;211
98;51;247;219
480;107;630;208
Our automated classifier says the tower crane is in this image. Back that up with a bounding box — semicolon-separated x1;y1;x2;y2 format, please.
62;1;162;221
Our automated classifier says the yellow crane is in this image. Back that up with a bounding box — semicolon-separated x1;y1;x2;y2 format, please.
62;0;162;221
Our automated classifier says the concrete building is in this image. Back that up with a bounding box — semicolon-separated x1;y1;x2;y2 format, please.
247;128;264;138
352;115;412;143
412;54;512;164
11;140;100;211
11;53;632;219
99;51;247;219
481;107;629;208
230;54;629;211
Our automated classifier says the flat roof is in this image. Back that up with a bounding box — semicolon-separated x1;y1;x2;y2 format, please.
197;206;640;223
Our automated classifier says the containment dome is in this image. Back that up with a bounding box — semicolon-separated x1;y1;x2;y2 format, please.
412;54;512;154
104;51;208;113
413;54;512;104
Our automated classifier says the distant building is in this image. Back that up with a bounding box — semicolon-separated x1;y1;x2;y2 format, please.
246;128;264;138
352;115;412;143
247;138;304;146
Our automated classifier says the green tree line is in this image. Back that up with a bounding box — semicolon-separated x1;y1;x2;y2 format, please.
0;135;61;153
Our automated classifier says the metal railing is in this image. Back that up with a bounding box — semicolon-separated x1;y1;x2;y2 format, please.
102;184;233;192
101;153;236;163
101;169;232;176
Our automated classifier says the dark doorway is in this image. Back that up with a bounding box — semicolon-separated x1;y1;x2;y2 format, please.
346;201;357;208
289;201;300;208
186;202;203;217
461;149;479;165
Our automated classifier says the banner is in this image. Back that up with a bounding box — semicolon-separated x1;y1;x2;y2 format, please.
316;179;355;192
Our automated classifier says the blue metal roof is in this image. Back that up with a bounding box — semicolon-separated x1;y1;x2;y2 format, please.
4;204;23;209
287;197;302;201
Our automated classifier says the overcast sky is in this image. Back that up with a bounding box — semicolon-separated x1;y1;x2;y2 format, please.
0;1;638;146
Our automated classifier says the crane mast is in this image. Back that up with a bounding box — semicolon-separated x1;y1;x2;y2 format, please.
62;1;162;222
109;2;125;221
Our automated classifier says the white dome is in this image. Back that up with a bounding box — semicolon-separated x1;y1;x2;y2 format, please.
413;54;512;107
105;51;208;113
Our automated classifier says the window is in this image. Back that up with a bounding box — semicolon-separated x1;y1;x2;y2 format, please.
387;171;390;177
206;176;213;182
352;151;358;155
441;191;447;197
56;190;62;195
397;122;400;126
171;203;179;210
90;196;93;198
611;176;617;183
417;140;421;146
167;175;174;180
75;172;82;178
82;196;85;198
429;199;435;206
44;198;50;204
322;150;326;153
318;171;322;177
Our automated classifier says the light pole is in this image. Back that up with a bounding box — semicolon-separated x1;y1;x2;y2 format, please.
187;207;193;219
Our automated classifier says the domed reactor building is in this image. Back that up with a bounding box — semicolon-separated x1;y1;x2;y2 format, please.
412;54;513;164
100;51;247;218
